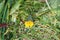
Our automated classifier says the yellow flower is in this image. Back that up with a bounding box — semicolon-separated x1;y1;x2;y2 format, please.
24;20;34;28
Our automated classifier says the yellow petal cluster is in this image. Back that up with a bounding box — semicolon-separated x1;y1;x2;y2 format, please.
24;21;34;28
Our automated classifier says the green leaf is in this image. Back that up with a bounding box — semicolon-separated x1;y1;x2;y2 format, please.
10;0;23;15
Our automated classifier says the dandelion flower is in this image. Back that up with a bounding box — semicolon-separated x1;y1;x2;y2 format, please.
24;20;34;28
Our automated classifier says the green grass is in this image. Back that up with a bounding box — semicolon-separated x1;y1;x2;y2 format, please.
0;0;60;40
